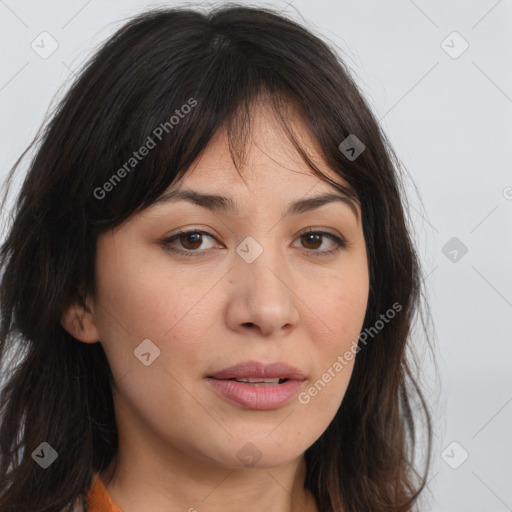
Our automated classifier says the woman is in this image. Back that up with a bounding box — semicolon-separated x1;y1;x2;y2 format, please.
0;5;432;511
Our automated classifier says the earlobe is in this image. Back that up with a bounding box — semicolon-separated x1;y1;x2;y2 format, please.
60;296;99;343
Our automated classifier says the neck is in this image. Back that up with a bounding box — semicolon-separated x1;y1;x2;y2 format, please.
100;449;317;512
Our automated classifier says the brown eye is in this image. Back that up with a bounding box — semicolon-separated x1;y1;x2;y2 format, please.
162;230;218;257
178;232;203;250
294;231;346;255
300;233;323;250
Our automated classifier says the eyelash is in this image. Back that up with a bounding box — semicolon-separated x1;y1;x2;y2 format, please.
161;228;346;258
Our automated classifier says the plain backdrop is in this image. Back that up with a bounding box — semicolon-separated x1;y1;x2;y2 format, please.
1;1;511;510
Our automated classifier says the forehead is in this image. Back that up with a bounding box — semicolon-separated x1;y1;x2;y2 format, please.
175;101;350;194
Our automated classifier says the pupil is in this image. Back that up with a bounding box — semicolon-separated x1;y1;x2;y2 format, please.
304;234;320;249
182;233;202;249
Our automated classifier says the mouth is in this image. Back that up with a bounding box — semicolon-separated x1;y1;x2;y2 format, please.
205;360;306;410
210;377;291;385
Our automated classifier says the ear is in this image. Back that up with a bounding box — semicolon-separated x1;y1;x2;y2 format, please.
60;292;99;343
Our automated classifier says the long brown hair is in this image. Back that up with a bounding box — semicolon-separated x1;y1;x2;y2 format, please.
0;5;432;511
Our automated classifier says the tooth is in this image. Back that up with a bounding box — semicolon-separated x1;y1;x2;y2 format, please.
235;377;280;384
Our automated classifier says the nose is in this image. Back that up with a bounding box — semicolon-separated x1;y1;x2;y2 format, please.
225;238;300;338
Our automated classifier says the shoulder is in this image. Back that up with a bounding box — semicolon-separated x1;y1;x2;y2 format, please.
58;476;96;512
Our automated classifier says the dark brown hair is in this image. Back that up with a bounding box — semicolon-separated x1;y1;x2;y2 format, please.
0;5;432;511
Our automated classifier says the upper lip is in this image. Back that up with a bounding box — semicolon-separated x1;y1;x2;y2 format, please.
207;361;306;380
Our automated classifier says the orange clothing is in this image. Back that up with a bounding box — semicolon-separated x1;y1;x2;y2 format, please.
86;475;124;512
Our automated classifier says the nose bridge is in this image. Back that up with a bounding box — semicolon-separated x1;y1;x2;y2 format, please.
229;230;299;336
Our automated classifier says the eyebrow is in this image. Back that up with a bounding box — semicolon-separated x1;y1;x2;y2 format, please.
153;189;360;221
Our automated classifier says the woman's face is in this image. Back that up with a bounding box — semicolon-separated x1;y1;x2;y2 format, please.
85;103;369;470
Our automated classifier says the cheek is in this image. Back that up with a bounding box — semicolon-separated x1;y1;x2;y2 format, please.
310;259;369;354
92;245;177;377
327;286;368;346
93;242;222;383
302;262;369;402
294;289;367;431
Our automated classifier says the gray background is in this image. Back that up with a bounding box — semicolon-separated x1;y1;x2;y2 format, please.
1;1;511;510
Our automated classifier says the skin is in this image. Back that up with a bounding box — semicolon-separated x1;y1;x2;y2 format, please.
61;101;369;512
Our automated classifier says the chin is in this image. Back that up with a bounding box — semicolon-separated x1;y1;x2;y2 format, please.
205;435;308;470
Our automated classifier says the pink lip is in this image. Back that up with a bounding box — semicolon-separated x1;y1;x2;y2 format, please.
207;360;306;380
205;360;306;410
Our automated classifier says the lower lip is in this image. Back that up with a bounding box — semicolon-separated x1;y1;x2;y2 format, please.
205;378;304;410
